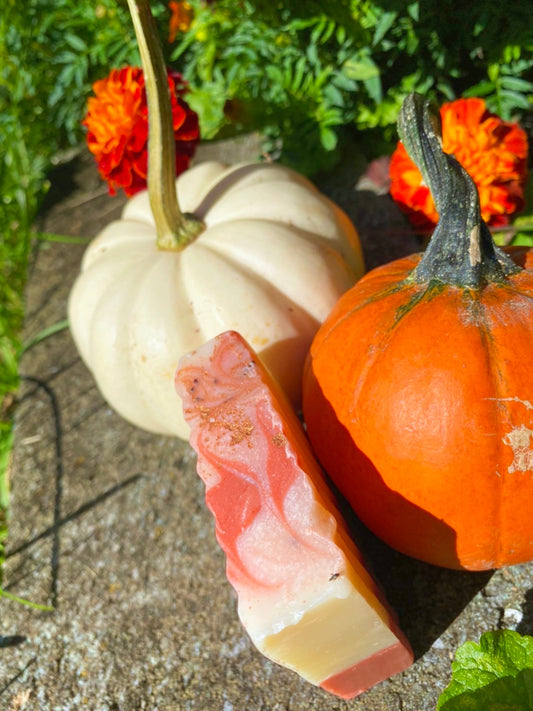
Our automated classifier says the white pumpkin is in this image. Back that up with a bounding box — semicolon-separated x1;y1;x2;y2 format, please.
68;160;364;438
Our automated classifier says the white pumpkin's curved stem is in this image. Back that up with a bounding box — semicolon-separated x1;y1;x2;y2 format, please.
127;0;204;250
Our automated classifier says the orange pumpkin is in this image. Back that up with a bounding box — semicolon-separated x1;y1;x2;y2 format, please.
303;93;533;571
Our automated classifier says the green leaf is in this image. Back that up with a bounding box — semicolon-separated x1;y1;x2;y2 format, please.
324;83;344;107
312;18;336;45
21;318;69;355
508;204;533;245
64;32;87;52
407;2;420;22
438;631;533;711
319;125;337;151
364;75;383;104
463;81;496;98
335;25;346;44
436;82;456;101
373;11;397;46
511;233;533;247
500;76;533;93
499;89;532;111
306;42;319;65
488;63;500;83
333;72;358;92
0;427;12;512
343;55;380;81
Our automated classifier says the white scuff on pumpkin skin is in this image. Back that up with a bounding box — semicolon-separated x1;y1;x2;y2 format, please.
503;424;533;474
487;396;533;411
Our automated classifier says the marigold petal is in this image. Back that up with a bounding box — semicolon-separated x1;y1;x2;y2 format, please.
168;1;193;43
390;96;529;232
83;64;200;196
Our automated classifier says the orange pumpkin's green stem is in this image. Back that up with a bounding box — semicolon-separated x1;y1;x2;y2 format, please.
399;93;521;289
126;0;204;250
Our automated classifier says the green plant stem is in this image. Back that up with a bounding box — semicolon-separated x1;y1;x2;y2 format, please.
21;319;70;355
0;588;53;611
126;0;204;251
492;224;533;233
36;232;91;244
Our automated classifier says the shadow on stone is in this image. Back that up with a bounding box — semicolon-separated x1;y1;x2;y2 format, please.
517;587;533;636
350;191;424;270
32;150;126;247
20;375;63;608
0;635;26;648
9;376;143;607
0;657;36;698
39;153;87;214
314;139;423;272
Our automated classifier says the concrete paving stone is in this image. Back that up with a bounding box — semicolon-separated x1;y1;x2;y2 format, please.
2;137;533;711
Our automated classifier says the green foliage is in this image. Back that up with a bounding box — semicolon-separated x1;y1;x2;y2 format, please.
0;424;12;589
438;630;533;710
0;5;135;396
0;0;150;601
2;0;139;142
171;0;533;174
492;178;533;248
0;0;141;400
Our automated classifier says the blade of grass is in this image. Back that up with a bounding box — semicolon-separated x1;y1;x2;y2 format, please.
35;232;90;245
0;589;53;611
21;319;70;355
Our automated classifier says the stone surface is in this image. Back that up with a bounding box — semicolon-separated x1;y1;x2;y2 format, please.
2;137;533;710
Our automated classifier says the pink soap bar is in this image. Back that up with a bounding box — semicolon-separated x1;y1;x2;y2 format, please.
175;331;413;699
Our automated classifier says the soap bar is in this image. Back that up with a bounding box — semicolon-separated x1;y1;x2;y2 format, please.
175;331;413;699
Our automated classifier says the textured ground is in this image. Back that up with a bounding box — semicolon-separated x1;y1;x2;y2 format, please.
2;136;533;711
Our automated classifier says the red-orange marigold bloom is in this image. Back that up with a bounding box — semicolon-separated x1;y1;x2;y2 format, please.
83;66;200;197
390;97;529;230
168;1;193;42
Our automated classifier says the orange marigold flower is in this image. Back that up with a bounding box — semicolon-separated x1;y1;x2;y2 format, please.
390;97;529;230
168;1;193;42
83;66;199;197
